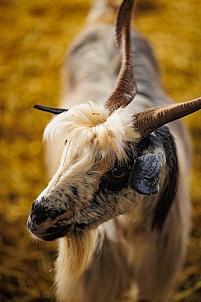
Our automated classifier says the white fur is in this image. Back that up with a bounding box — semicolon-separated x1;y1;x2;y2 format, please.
44;102;140;166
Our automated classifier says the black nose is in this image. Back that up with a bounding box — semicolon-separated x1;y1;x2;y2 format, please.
29;198;68;226
29;200;51;225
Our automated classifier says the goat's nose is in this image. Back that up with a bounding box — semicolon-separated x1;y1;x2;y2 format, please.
30;200;50;225
29;198;67;225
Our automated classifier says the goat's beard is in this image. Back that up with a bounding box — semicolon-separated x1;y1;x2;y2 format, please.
55;229;103;302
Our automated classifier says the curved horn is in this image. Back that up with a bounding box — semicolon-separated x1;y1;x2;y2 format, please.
105;0;137;114
33;105;68;114
133;97;201;137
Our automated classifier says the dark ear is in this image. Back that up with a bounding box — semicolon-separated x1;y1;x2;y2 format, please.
129;153;162;195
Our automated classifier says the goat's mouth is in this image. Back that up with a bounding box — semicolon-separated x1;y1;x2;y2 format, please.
27;215;89;241
27;215;71;241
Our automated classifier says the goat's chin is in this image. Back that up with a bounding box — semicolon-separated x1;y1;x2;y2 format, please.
39;226;87;242
27;216;71;241
27;226;72;242
28;227;69;242
27;217;90;242
38;227;71;242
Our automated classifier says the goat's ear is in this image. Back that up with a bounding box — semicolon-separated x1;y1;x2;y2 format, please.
129;154;162;195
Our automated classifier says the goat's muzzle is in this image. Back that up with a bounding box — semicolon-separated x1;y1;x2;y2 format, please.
27;199;74;241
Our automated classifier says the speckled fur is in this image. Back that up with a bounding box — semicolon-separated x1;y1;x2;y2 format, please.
28;1;192;301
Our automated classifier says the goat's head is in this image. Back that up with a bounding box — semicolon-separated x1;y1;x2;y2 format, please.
28;0;201;241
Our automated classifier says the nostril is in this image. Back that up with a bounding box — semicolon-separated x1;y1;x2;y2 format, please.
30;201;50;225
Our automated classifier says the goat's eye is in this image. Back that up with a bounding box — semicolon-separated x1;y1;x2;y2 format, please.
111;168;126;178
100;166;130;191
64;139;67;145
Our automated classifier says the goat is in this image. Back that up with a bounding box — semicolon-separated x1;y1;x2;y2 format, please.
27;0;201;301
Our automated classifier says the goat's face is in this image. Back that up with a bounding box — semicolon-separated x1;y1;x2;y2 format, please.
27;102;147;241
28;101;172;241
27;101;201;241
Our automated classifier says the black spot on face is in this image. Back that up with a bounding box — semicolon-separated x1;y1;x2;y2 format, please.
100;168;130;191
71;186;78;196
100;151;134;192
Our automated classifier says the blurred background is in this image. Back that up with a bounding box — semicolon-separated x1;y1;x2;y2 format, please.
0;0;200;301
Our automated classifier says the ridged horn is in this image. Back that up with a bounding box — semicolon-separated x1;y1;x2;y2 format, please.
33;105;68;114
105;0;137;114
133;97;201;137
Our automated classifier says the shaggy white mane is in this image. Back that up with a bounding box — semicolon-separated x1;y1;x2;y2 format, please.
44;102;140;168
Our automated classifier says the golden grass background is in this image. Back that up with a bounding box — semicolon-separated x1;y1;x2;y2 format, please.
0;0;200;301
